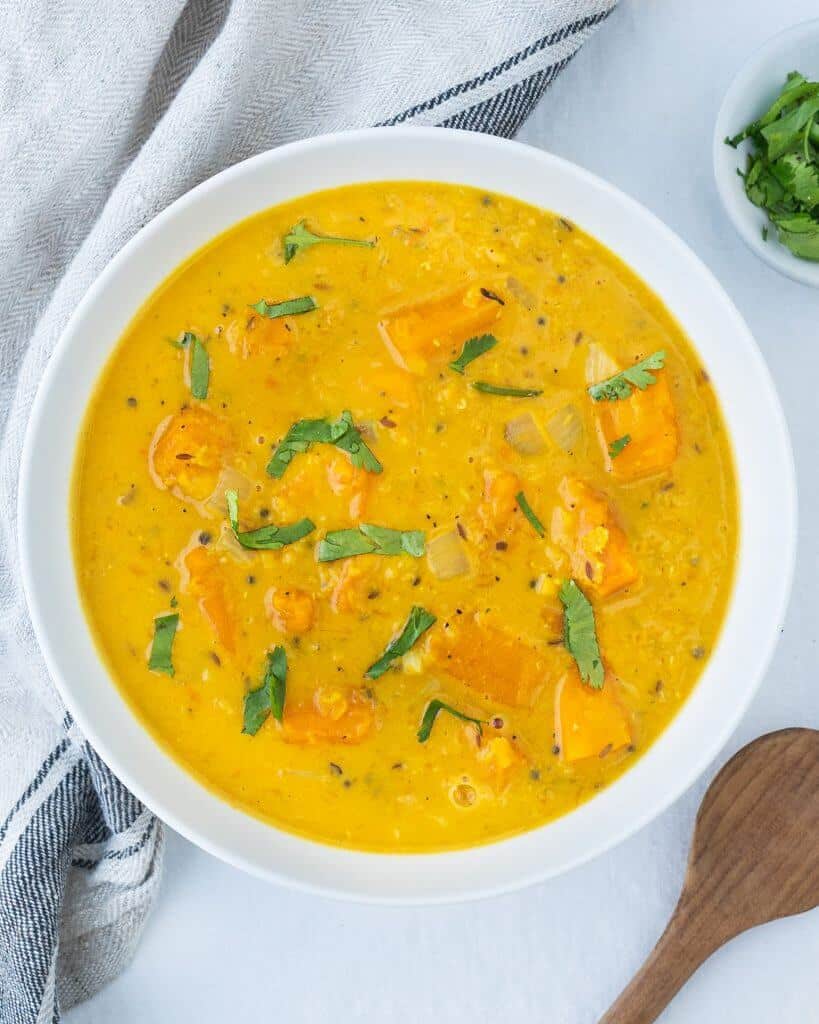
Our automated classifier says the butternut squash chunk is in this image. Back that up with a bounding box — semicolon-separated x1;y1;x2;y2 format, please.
478;469;522;537
474;736;525;790
368;366;419;409
326;559;378;614
282;688;375;745
225;313;292;359
594;370;679;480
148;407;233;503
326;451;371;521
555;669;631;763
378;286;502;373
552;478;639;597
182;545;236;652
264;587;315;635
430;618;552;707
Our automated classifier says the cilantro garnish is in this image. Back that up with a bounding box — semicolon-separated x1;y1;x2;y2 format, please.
251;296;317;318
190;336;209;400
559;579;604;689
148;613;179;676
283;220;374;263
266;411;381;479
515;490;545;537
608;434;632;459
417;699;484;743
316;524;425;563
226;490;314;550
243;647;287;735
726;72;819;261
587;351;666;402
471;382;542;398
449;334;498;374
365;606;436;680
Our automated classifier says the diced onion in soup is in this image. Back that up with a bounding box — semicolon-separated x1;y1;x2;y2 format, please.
546;404;583;452
504;412;545;455
206;466;253;511
427;529;470;580
584;342;620;385
401;649;425;675
505;275;537;309
214;520;252;563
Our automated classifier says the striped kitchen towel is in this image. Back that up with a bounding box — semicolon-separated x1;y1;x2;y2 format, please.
0;0;616;1018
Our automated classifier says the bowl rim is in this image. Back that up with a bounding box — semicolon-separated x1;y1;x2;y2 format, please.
18;126;797;904
713;16;819;287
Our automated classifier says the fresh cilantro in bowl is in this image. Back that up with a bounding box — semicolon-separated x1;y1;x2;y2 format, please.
726;71;819;260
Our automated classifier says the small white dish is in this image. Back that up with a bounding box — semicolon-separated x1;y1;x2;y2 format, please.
19;127;797;903
714;18;819;287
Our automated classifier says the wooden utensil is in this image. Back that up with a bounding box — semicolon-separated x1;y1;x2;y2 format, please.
600;728;819;1024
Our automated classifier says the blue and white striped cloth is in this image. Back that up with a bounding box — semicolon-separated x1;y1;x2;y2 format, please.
0;1;615;1018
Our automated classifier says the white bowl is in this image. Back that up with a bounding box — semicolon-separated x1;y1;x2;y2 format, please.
714;18;819;287
19;128;796;903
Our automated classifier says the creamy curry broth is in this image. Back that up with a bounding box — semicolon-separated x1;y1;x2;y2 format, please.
72;182;737;851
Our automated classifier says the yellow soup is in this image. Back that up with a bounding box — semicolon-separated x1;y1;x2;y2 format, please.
72;182;738;852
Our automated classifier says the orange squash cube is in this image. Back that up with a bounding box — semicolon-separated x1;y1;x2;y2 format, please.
282;688;375;745
430;618;554;707
478;469;522;536
264;587;315;635
552;478;639;597
182;545;236;652
148;407;233;503
378;286;502;373
325;559;378;614
225;313;292;359
594;370;679;480
368;366;419;409
555;669;631;763
326;452;371;521
475;736;525;790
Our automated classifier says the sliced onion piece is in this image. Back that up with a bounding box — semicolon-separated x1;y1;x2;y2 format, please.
584;342;620;385
506;275;537;309
206;466;253;512
214;520;252;563
427;529;470;580
546;404;583;453
504;412;545;455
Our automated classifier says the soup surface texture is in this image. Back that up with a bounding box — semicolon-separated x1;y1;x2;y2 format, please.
73;182;737;852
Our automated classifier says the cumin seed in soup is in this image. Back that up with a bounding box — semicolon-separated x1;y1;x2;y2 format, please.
72;182;738;851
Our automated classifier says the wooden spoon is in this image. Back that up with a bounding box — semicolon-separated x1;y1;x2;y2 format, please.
599;728;819;1024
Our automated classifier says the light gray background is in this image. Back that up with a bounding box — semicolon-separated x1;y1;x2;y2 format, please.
69;1;819;1020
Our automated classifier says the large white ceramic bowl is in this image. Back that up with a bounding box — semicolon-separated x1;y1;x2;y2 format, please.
19;128;796;903
714;18;819;287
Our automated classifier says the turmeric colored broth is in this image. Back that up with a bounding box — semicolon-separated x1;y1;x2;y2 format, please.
72;182;738;851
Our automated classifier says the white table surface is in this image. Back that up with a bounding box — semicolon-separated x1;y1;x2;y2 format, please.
70;1;819;1020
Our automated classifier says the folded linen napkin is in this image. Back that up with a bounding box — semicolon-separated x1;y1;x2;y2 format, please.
0;0;616;1018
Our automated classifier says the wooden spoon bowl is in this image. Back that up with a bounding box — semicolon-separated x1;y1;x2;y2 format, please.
600;728;819;1023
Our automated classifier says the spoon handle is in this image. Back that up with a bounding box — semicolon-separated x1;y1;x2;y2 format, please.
598;892;728;1024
